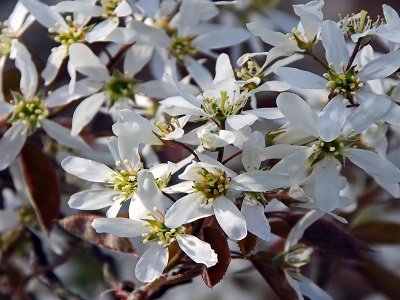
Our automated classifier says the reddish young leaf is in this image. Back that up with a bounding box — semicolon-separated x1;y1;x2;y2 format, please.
201;227;231;288
267;211;370;260
351;221;400;244
251;253;298;300
59;213;135;254
20;141;60;233
237;232;258;256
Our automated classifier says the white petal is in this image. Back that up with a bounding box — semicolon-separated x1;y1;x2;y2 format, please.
125;20;170;47
0;124;27;171
92;217;145;237
69;44;109;81
41;119;91;150
55;1;104;16
61;156;114;182
186;56;213;91
15;42;37;97
71;92;105;136
85;18;119;43
41;46;67;86
214;196;247;240
0;99;13;116
20;0;67;29
231;171;289;192
285;210;325;251
46;79;103;107
348;148;400;182
246;23;291;46
0;210;19;231
298;275;334;300
137;170;166;214
226;114;258;130
241;199;271;241
360;50;400;81
194;28;250;50
114;0;132;17
314;159;340;212
382;102;400;126
243;107;284;119
271;148;313;175
164;193;205;228
135;245;168;283
274;67;326;89
277;92;319;137
177;234;218;267
321;21;349;70
68;189;117;210
343;91;391;136
262;144;309;160
318;96;346;142
123;45;153;75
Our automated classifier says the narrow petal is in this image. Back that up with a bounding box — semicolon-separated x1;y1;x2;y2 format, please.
0;124;27;171
298;275;334;300
135;245;168;283
125;20;170;47
41;46;67;86
186;56;213;91
85;18;119;43
55;1;104;16
92;217;145;237
137;170;166;214
20;0;67;29
164;193;205;228
226;114;258;130
318;96;346;142
246;23;292;46
360;50;400;81
314;159;340;212
274;67;326;89
243;107;284;119
241;199;271;241
68;44;109;81
68;189;117;210
123;45;153;75
71;92;105;136
194;28;250;50
0;210;19;231
231;170;289;192
277;92;319;137
321;21;349;70
382;102;400;126
348;148;400;182
61;156;114;182
177;234;218;267
15;42;37;97
214;196;247;240
41;119;91;150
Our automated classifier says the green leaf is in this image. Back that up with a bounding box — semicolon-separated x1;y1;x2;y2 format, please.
201;227;231;288
59;213;135;254
20;141;60;233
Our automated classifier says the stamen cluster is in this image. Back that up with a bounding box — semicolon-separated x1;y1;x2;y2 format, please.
193;168;230;203
170;35;198;61
0;21;12;57
105;70;138;108
101;0;122;18
48;16;89;47
105;160;140;203
8;92;49;135
142;208;185;246
201;91;247;123
340;10;385;37
324;66;364;99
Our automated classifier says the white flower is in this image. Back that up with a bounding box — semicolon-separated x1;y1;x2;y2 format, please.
267;92;400;212
92;170;218;283
164;154;288;240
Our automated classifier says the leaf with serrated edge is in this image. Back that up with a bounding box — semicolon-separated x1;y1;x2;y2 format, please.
59;213;135;254
20;142;60;233
238;232;258;256
201;227;230;288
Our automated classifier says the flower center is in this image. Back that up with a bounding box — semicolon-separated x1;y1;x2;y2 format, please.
236;59;264;91
340;10;385;37
286;27;318;50
105;70;138;108
105;160;140;203
8;92;49;135
101;0;122;18
170;35;198;61
49;16;89;47
142;208;186;246
200;91;247;124
193;168;230;203
324;66;364;99
0;21;12;57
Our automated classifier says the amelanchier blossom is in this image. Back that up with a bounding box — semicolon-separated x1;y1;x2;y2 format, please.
164;155;289;240
92;169;218;282
267;92;400;212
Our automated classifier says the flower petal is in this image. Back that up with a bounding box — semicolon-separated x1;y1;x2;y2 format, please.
318;96;346;142
214;196;247;240
68;189;117;210
321;20;349;70
61;156;114;182
241;198;271;241
231;170;289;192
177;234;218;267
164;193;205;228
274;67;326;89
135;244;168;283
360;50;400;81
0;124;27;171
314;159;340;212
92;217;145;237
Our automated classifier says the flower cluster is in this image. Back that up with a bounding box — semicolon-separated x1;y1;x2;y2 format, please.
1;0;400;299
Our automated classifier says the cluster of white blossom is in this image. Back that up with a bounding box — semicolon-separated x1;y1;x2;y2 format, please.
1;0;400;299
